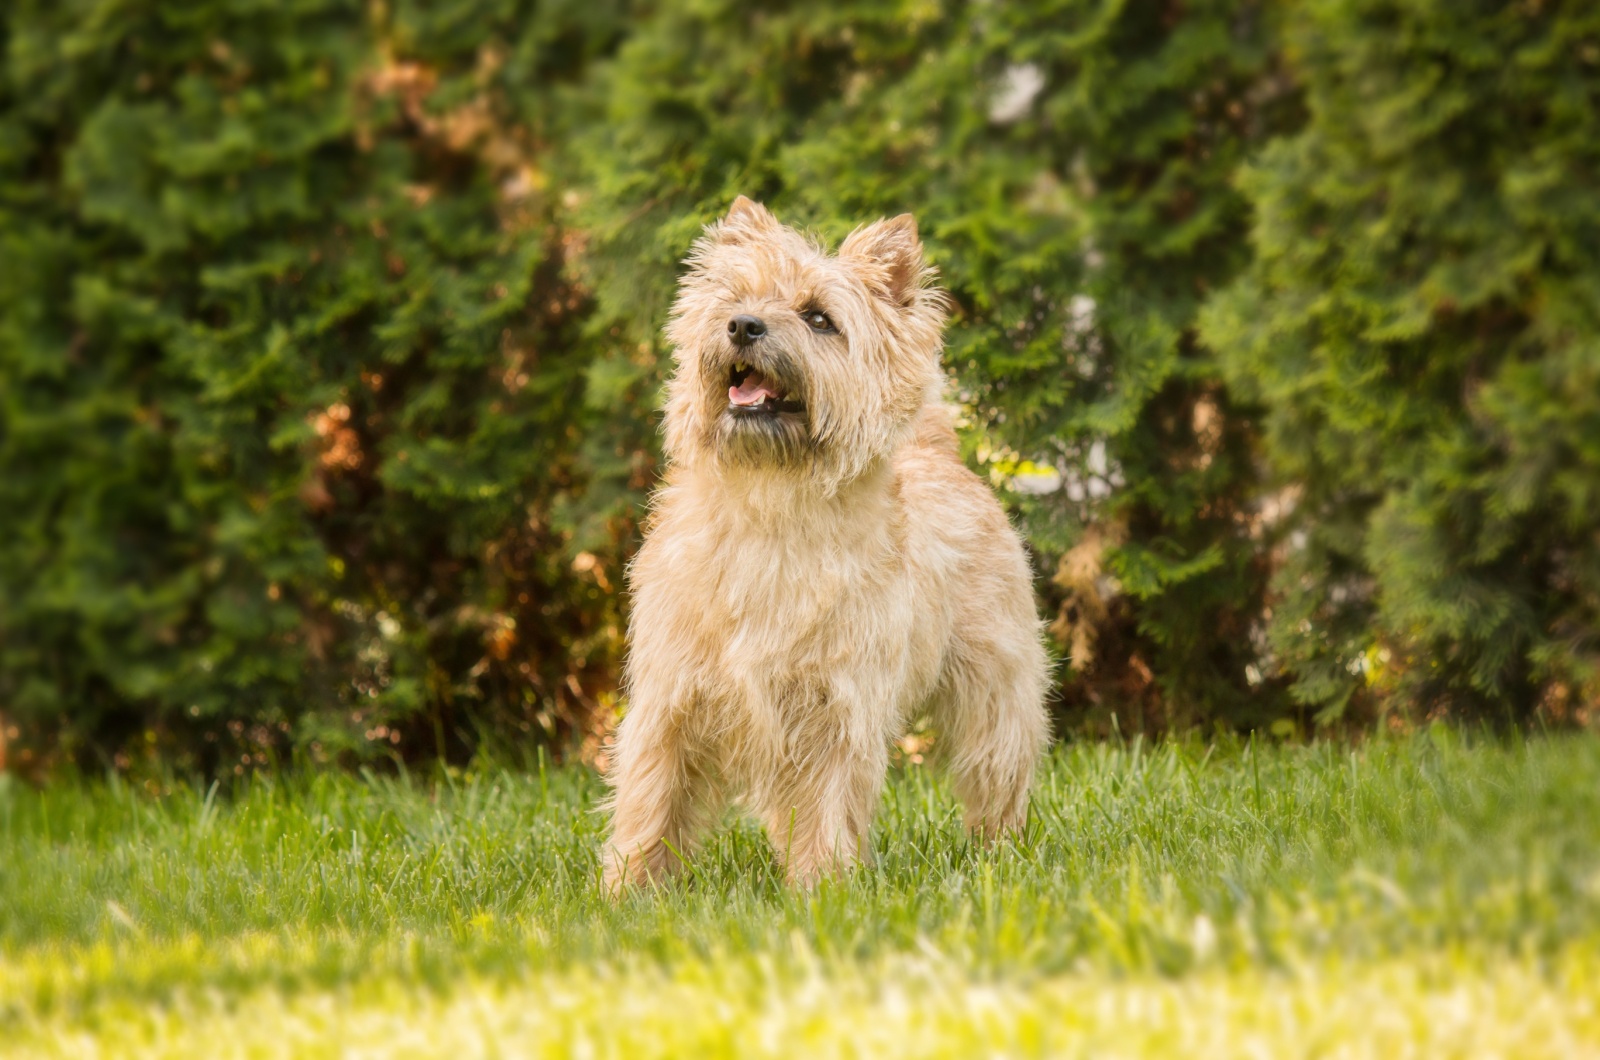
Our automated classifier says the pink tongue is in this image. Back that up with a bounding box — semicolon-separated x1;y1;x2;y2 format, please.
729;370;781;406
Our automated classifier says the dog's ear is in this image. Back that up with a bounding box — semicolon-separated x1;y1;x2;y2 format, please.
715;196;780;244
840;214;923;307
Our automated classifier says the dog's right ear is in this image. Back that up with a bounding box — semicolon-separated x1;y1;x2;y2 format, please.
714;196;780;244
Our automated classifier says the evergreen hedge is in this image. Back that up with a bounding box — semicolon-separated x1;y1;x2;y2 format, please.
1;0;1594;771
0;0;634;771
1202;0;1600;724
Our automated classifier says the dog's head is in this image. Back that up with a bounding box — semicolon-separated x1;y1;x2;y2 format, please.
663;198;947;487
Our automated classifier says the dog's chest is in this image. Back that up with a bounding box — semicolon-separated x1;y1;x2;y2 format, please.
696;518;902;667
716;536;855;633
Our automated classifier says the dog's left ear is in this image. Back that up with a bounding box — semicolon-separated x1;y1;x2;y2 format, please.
840;214;924;307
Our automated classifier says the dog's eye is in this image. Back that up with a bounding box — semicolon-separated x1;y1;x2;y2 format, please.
801;309;836;334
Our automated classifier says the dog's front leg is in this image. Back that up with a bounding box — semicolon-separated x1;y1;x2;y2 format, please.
760;730;887;888
602;699;711;896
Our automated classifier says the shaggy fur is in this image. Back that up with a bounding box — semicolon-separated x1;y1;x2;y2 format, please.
603;198;1050;891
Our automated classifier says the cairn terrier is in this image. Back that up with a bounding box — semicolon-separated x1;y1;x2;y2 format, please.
603;197;1050;890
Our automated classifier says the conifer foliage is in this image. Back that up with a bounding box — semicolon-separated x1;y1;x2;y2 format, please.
1203;0;1600;723
0;1;632;770
1;0;1594;769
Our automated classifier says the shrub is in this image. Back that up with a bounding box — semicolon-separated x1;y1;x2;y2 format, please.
3;0;1594;772
0;0;631;771
1202;0;1600;723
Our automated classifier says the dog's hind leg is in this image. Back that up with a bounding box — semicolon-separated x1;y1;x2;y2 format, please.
930;637;1050;839
602;700;716;894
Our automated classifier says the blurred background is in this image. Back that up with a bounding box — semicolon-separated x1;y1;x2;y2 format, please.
1;0;1596;777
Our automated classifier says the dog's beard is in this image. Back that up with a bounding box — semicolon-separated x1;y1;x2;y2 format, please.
712;403;812;467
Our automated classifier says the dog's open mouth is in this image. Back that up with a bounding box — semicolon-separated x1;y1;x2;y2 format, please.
728;363;804;414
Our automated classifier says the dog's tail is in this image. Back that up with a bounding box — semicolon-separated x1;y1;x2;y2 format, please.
913;403;961;454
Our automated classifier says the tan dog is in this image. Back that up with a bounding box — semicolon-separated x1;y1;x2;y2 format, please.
603;198;1050;890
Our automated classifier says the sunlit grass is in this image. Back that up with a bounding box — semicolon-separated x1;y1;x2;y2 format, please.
4;730;1600;1056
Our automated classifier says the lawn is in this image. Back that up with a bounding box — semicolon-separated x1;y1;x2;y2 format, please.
3;731;1599;1057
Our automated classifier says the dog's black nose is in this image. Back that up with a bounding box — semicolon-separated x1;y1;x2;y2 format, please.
728;315;767;347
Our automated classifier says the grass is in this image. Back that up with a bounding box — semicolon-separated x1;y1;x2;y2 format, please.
3;729;1600;1056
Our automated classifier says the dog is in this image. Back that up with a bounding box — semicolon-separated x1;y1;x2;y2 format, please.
603;197;1050;890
